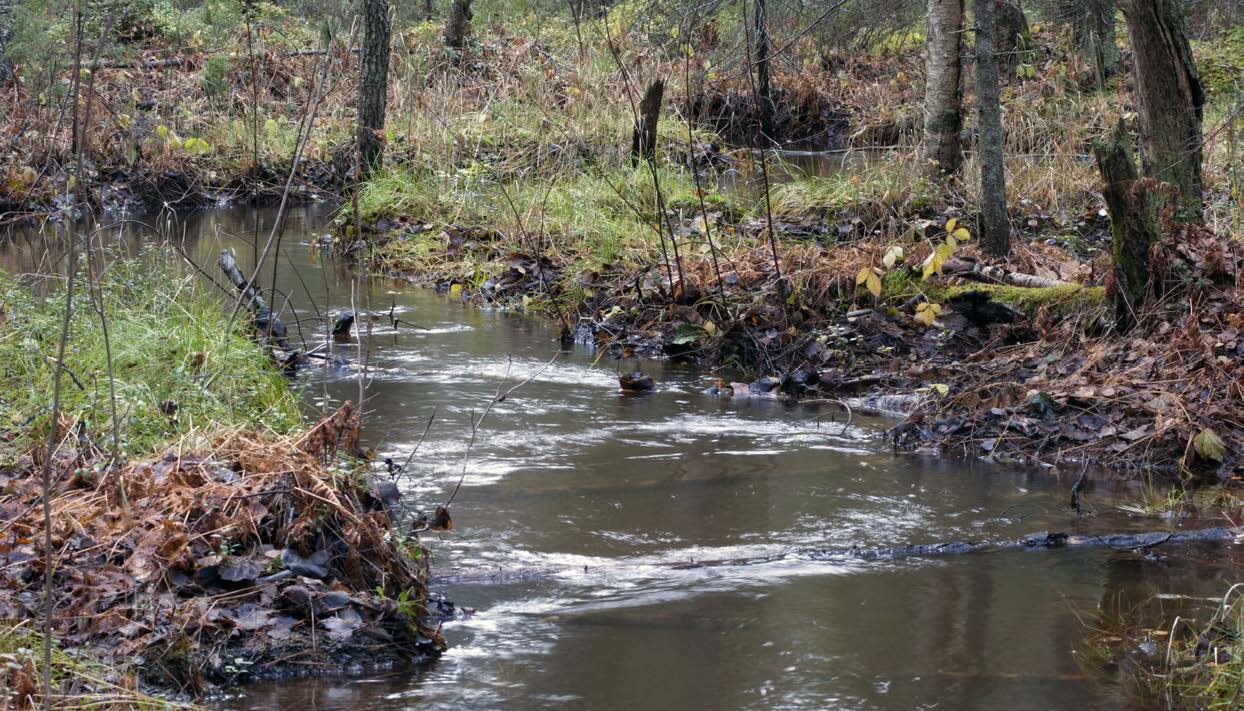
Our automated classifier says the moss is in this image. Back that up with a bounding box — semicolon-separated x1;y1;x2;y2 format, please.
936;283;1107;318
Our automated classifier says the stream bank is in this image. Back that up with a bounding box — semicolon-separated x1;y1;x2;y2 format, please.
0;246;444;706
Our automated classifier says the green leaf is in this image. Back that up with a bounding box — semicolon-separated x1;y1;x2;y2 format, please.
1194;428;1227;462
672;323;705;345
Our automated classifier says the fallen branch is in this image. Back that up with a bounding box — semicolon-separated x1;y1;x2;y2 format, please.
96;47;363;70
218;250;291;351
942;258;1074;288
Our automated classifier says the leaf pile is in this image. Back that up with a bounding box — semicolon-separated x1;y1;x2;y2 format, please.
0;403;444;696
899;228;1244;479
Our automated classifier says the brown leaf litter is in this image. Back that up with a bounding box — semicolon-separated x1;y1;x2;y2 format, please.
0;402;445;696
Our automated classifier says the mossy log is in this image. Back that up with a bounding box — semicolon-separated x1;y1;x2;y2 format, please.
1093;120;1160;332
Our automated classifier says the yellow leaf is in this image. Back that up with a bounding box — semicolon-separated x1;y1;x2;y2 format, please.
856;266;871;287
945;218;957;233
866;269;882;298
1194;428;1227;462
449;283;463;298
914;301;942;327
703;320;717;336
953;227;971;241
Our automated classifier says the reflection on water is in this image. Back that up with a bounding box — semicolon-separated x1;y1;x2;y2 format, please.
4;207;1238;710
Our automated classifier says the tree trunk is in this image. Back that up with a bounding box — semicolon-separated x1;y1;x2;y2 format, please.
1062;0;1120;84
1094;121;1160;331
357;0;391;177
976;0;1010;255
1119;0;1205;223
920;0;965;178
995;0;1029;73
630;79;664;165
425;0;434;21
0;0;13;82
1088;0;1120;82
754;0;775;142
444;0;473;50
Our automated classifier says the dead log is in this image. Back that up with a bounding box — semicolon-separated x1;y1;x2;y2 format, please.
218;250;291;351
941;258;1074;288
630;79;664;165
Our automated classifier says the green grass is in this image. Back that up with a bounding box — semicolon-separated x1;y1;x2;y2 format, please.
352;159;713;268
0;257;301;465
0;622;198;709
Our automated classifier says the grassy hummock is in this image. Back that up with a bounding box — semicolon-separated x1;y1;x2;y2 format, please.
0;256;301;465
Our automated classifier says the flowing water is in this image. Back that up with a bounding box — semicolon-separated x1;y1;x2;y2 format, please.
4;206;1241;710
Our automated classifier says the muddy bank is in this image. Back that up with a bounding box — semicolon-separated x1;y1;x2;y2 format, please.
0;404;445;698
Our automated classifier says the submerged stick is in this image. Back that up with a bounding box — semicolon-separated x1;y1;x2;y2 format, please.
432;526;1244;585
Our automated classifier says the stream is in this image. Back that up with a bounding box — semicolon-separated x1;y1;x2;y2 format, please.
4;205;1242;710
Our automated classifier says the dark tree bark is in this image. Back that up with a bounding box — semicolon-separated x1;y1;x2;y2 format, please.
1063;0;1120;85
920;0;965;177
995;0;1029;73
1120;0;1205;223
444;0;473;50
357;0;391;176
754;0;775;142
425;0;434;21
976;0;1010;255
631;79;664;165
1094;120;1160;331
0;0;13;82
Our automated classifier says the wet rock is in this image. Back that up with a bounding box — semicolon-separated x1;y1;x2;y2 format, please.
619;372;655;392
749;376;781;394
282;548;330;580
332;311;355;340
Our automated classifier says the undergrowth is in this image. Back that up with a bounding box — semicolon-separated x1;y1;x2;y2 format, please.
0;253;301;465
0;622;196;710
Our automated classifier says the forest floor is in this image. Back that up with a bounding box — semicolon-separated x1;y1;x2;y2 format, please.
0;265;446;707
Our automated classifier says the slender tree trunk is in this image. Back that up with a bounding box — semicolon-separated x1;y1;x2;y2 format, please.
425;0;434;21
1060;0;1120;87
1095;120;1159;331
1088;0;1120;78
631;79;664;165
976;0;1010;255
357;0;391;176
920;0;965;177
1119;0;1205;223
0;0;13;82
995;0;1029;74
444;0;473;50
754;0;774;142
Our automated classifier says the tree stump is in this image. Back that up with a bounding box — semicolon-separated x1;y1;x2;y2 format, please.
1094;121;1160;332
630;79;664;165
